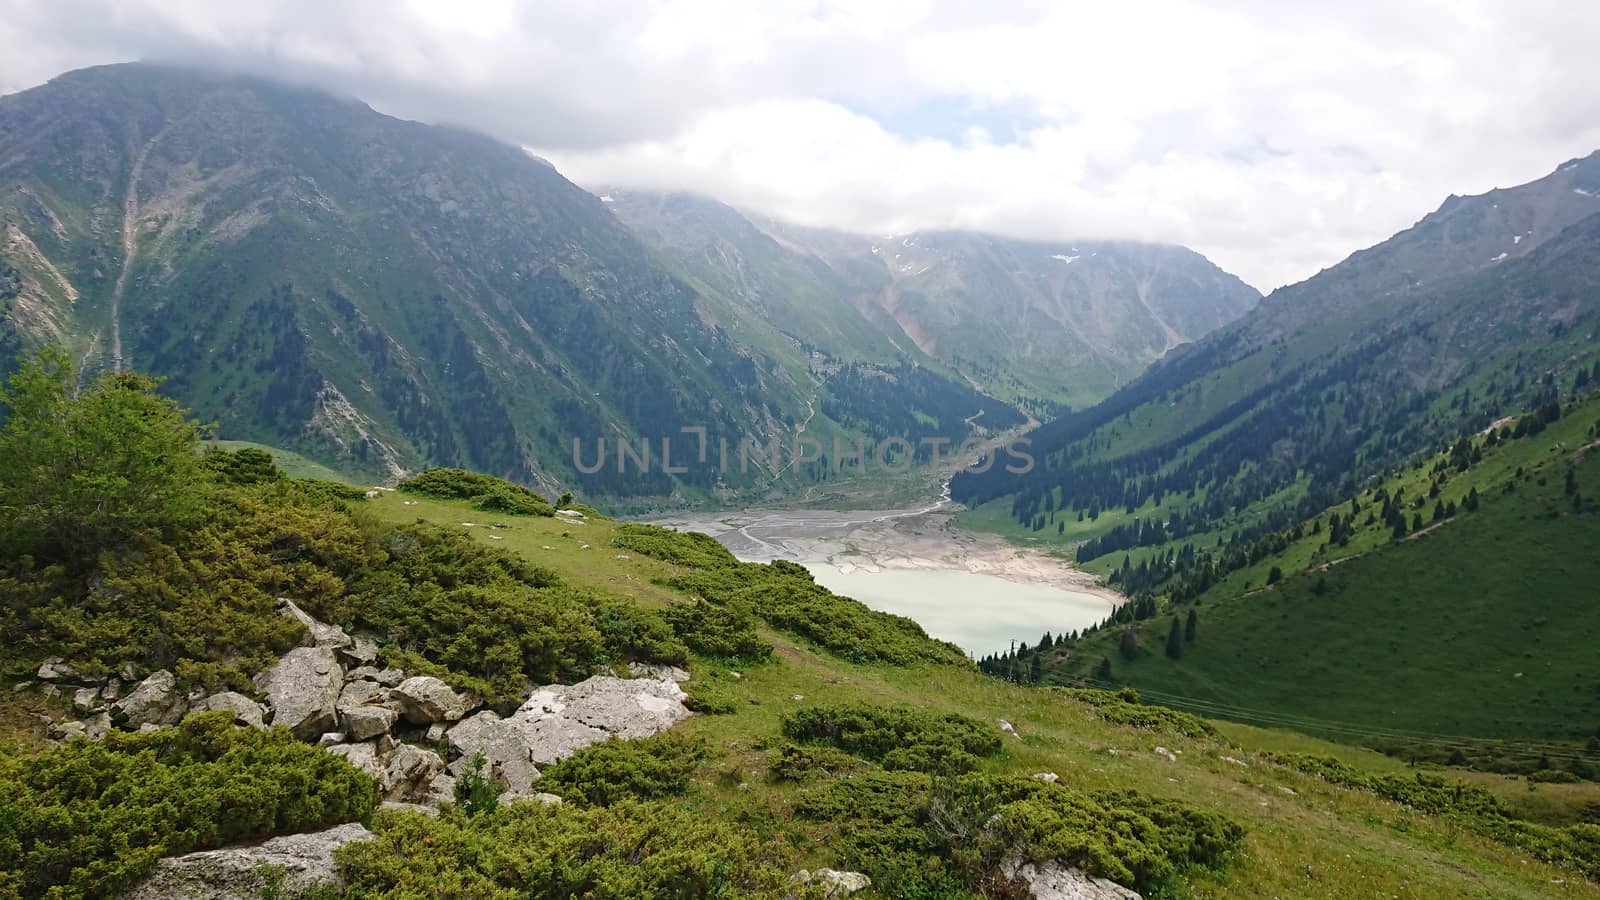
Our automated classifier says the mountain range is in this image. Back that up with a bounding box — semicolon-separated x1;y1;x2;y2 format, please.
0;63;1258;501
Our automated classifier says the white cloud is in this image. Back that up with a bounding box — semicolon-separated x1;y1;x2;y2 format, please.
4;0;1600;289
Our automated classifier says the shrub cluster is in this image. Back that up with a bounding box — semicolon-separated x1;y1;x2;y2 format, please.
397;468;554;516
1055;687;1217;738
0;712;380;900
334;802;805;898
1274;752;1600;879
536;733;705;807
612;524;739;569
781;704;1003;774
795;771;1242;896
660;599;772;662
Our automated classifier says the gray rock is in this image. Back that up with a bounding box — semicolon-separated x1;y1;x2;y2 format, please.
392;676;475;724
196;692;267;729
384;744;444;802
446;711;543;794
120;822;374;900
338;635;381;667
1032;772;1061;784
516;674;690;742
425;723;447;742
51;720;88;741
347;666;407;688
113;670;183;728
137;723;162;734
258;647;343;740
277;597;353;650
627;661;691;683
36;657;81;682
326;741;387;785
344;705;398;742
424;772;457;806
11;681;33;693
73;686;102;715
337;679;387;712
380;800;440;817
318;732;348;747
498;791;563;807
83;711;112;739
1000;857;1142;900
792;869;873;897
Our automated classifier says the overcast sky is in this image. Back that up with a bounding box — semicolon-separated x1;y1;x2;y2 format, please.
5;0;1600;291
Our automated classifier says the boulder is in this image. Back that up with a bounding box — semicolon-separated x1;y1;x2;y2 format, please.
384;744;445;802
83;711;113;740
346;665;406;687
498;791;563;807
73;686;102;715
344;705;398;742
338;634;381;667
446;711;543;794
112;670;184;728
326;741;387;785
792;869;872;897
627;661;691;683
318;732;347;747
50;720;88;741
999;858;1142;900
36;657;82;682
1032;772;1061;784
197;691;267;729
258;647;343;740
120;822;374;900
277;598;353;650
392;676;475;725
517;674;689;742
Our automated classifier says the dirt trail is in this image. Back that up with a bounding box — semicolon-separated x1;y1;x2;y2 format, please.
108;123;172;372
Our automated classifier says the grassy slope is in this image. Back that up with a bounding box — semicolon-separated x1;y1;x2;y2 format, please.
205;440;372;484
355;490;1600;899
1051;393;1600;744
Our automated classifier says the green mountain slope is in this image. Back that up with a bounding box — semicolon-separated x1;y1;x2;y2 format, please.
1047;390;1600;752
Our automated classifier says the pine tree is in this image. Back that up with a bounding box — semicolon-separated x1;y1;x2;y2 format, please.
1465;486;1480;511
1267;565;1283;585
1028;653;1043;684
1118;628;1139;660
1165;616;1183;660
1094;656;1114;681
1184;608;1197;643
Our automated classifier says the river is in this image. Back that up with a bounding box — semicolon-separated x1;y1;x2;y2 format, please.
650;484;1121;657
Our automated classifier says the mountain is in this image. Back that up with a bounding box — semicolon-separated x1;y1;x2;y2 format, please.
606;192;1262;414
0;64;1027;504
950;152;1600;749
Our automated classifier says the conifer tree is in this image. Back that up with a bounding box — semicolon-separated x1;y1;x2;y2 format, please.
1165;616;1183;660
1185;608;1197;643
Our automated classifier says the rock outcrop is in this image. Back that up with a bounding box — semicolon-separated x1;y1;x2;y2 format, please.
1000;858;1143;900
120;822;374;900
196;691;267;729
112;670;183;728
792;868;872;897
258;647;343;740
391;676;475;725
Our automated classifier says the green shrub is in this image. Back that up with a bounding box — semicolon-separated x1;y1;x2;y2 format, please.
453;752;502;817
766;742;864;782
200;447;285;486
795;771;1241;896
335;801;803;898
292;478;371;503
1055;688;1217;739
397;468;553;516
662;599;772;662
0;712;379;900
682;678;742;715
536;734;705;807
782;705;1003;775
612;524;738;570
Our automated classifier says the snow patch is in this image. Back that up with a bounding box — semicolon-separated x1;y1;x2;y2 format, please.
599;194;614;203
1575;188;1594;197
1050;254;1079;264
1513;234;1523;244
1490;252;1509;262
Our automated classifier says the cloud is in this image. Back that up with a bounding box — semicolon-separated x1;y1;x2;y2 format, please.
4;0;1600;289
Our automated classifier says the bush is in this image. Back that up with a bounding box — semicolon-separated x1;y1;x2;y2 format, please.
397;468;553;516
536;734;705;807
612;524;738;570
335;801;802;898
1055;688;1217;739
782;705;1003;774
681;678;742;716
766;742;864;782
0;712;380;900
795;771;1242;896
662;599;772;662
199;447;284;486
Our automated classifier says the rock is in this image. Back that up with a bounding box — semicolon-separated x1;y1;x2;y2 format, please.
318;732;347;747
73;686;102;715
1032;772;1060;783
102;677;123;701
384;744;445;802
1220;755;1249;768
37;657;81;682
277;598;353;650
1000;857;1142;900
1000;719;1018;737
498;791;563;807
1154;746;1177;763
518;674;690;743
424;772;457;806
447;711;543;794
112;670;184;728
380;800;440;817
137;723;162;734
83;711;113;739
627;661;690;683
792;869;873;897
344;705;399;741
119;662;139;682
338;634;381;668
51;720;88;741
197;691;267;729
258;647;343;740
346;665;406;687
326;741;388;784
120;822;374;900
425;723;447;742
11;681;32;693
392;676;476;725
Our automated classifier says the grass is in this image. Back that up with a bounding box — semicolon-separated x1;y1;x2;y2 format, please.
350;488;1600;898
205;439;366;484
